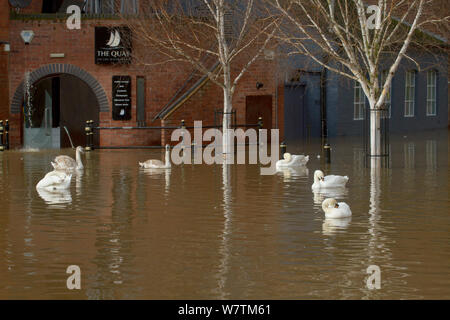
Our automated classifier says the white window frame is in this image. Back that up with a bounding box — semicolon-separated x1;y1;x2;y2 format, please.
426;70;437;116
380;70;392;118
404;71;415;117
353;81;365;120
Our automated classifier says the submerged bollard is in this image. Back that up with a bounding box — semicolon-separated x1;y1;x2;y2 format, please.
323;143;331;163
280;141;287;158
5;120;9;150
85;120;92;151
0;120;4;151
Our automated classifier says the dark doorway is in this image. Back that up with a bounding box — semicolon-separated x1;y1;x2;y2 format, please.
60;74;99;148
27;74;99;149
284;84;306;144
246;95;273;130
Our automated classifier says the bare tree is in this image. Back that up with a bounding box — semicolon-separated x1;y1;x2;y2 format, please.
122;0;279;154
269;0;449;161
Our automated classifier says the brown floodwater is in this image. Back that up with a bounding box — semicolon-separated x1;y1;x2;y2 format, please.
0;129;449;299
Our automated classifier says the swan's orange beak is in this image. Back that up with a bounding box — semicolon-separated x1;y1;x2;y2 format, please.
320;177;325;181
334;203;339;208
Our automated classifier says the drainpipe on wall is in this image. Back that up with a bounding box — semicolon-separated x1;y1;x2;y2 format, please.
320;55;329;147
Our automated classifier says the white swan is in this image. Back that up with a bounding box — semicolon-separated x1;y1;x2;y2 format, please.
51;146;84;171
276;153;309;168
321;198;352;219
139;145;172;169
312;170;349;190
36;170;73;192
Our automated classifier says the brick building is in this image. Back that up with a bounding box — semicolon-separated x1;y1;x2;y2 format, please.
0;0;448;150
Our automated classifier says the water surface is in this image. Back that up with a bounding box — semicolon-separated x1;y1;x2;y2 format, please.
0;129;449;299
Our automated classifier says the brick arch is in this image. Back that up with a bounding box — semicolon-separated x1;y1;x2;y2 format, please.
10;63;109;114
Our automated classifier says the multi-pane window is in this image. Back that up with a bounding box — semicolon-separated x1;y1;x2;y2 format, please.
84;0;138;14
404;71;415;117
354;81;365;120
380;70;392;118
426;70;437;116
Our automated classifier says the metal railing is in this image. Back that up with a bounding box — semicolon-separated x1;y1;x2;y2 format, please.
84;118;263;151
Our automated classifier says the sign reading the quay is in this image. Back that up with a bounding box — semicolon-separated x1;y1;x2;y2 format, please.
95;26;131;64
112;76;132;120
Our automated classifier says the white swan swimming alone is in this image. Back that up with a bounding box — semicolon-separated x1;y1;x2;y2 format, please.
276;153;309;168
312;170;349;190
36;170;73;192
139;145;172;169
321;198;352;219
51;146;84;171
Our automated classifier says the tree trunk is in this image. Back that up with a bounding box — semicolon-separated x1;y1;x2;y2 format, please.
222;88;233;155
369;99;381;158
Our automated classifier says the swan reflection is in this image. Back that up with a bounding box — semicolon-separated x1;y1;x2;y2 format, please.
276;166;309;181
313;187;348;205
141;168;171;194
37;188;72;205
322;217;352;235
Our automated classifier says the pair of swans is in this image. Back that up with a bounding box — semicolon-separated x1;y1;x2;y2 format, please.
311;170;352;219
139;145;172;169
36;146;85;192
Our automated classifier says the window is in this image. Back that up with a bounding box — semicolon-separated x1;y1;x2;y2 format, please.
354;81;365;120
380;70;392;118
84;0;115;14
404;71;415;117
137;76;146;127
426;70;437;116
121;0;139;14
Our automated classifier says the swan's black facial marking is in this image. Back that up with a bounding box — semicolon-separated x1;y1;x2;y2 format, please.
335;203;339;208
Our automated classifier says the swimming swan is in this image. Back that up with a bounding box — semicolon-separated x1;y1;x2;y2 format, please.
36;170;73;191
312;170;348;190
51;146;84;171
276;153;309;168
139;145;172;169
321;198;352;219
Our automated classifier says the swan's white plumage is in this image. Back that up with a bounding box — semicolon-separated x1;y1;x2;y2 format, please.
276;153;309;168
321;198;352;219
139;145;172;169
312;170;348;189
52;146;84;171
36;170;72;191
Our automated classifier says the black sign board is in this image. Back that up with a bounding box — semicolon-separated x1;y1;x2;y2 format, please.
95;26;132;64
112;76;132;120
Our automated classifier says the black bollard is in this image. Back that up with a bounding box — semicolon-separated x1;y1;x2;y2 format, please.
257;117;263;130
181;119;186;130
85;120;92;151
5;120;9;150
324;143;331;163
89;120;94;150
280;141;286;158
0;120;4;151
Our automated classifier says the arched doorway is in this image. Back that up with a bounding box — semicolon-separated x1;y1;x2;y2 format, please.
26;74;100;148
11;64;108;149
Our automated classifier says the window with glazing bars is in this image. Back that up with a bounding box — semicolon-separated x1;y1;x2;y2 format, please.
404;71;415;117
426;70;437;116
354;81;365;120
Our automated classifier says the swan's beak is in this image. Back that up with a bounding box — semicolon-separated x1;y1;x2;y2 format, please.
320;177;324;181
335;203;339;208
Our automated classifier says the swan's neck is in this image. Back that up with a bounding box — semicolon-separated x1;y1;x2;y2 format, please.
165;150;171;167
76;150;83;169
322;203;331;214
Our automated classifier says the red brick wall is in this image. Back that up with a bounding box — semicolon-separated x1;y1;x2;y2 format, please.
0;0;10;121
7;18;283;148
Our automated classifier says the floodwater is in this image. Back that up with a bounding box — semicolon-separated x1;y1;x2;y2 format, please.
0;129;448;299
